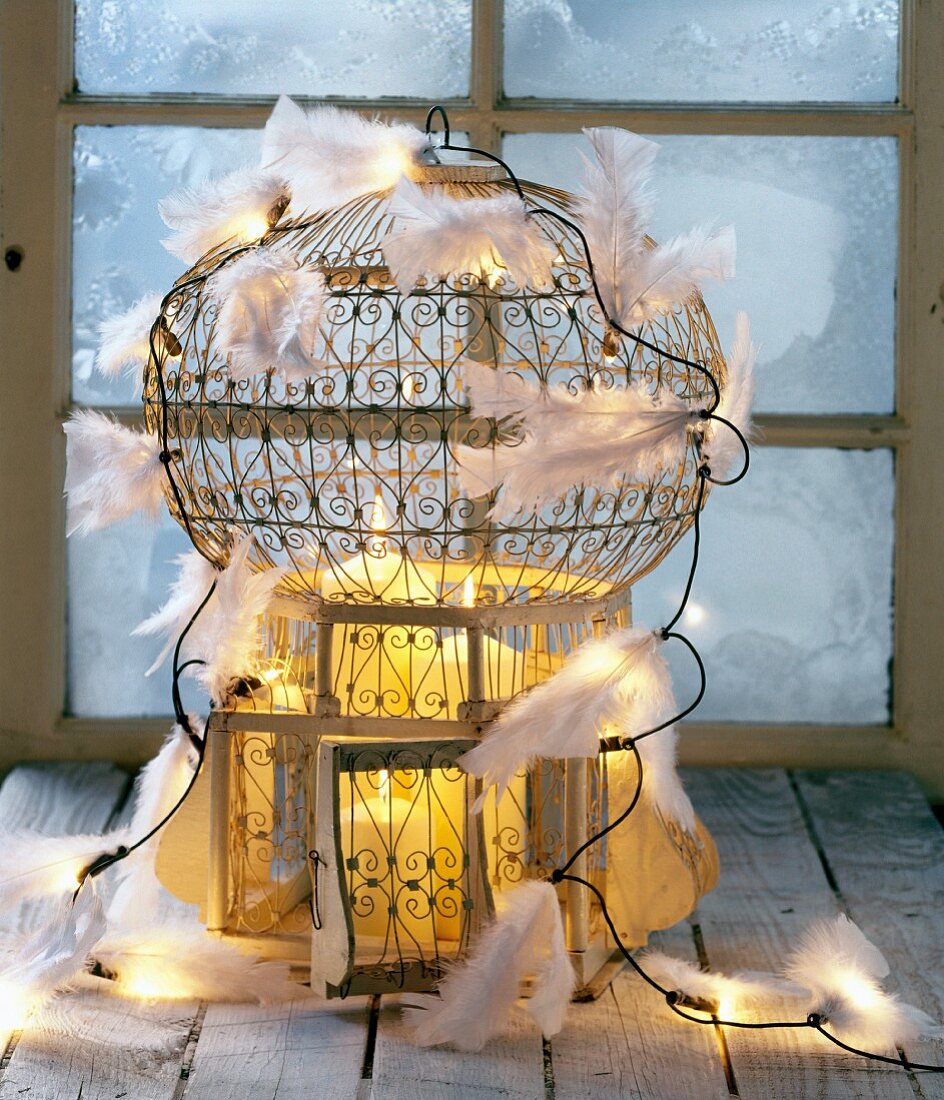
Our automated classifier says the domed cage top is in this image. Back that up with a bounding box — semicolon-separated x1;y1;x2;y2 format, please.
143;160;726;612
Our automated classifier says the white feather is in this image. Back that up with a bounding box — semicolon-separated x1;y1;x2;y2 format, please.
403;881;572;1050
207;246;329;382
456;378;694;521
107;724;200;928
159;166;288;264
575;127;659;321
187;535;286;702
63;410;166;536
0;887;106;1026
0;831;129;914
384;180;556;291
784;914;941;1051
94;293;162;380
460;627;673;808
261;95;428;215
641;951;798;1015
607;724;696;834
703;310;757;480
133;549;218;676
94;921;298;1003
135;537;282;701
575;126;735;327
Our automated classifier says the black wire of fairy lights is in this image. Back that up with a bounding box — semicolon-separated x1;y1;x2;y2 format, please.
422;105;944;1075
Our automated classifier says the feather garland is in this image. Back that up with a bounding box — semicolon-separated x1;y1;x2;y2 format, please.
133;549;218;676
106;723;200;927
63;410;166;536
0;886;106;1030
456;364;695;520
261;95;429;214
159;166;288;264
94;922;297;1003
459;627;677;812
640;951;799;1017
94;293;163;380
206;246;329;382
383;181;556;291
702;311;757;480
575;126;735;328
783;915;941;1051
403;881;572;1050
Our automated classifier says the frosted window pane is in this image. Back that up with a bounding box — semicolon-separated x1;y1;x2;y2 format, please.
504;133;897;415
505;1;898;103
73;126;259;406
67;516;193;718
632;449;894;724
75;1;471;97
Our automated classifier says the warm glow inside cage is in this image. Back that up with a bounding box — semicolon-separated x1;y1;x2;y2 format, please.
150;157;722;996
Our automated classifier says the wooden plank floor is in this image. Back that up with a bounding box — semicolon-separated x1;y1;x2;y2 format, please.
1;766;943;1100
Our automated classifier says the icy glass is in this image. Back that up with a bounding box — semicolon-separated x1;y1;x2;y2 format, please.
505;0;899;103
67;514;193;717
633;448;894;724
75;0;471;97
505;133;897;415
73;126;260;406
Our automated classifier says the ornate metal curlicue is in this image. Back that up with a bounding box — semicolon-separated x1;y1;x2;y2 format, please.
149;147;721;996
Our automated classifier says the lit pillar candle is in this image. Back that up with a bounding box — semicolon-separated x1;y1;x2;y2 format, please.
319;493;439;716
346;769;434;950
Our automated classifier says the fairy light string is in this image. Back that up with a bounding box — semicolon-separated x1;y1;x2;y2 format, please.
419;107;943;1076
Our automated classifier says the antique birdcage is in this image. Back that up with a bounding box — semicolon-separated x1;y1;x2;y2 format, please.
151;149;720;997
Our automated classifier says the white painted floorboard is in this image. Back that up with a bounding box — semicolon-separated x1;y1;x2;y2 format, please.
0;764;942;1099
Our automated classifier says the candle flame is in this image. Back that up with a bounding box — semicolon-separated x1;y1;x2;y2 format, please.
462;575;476;607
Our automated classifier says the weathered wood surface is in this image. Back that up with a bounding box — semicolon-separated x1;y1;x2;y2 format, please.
1;764;943;1099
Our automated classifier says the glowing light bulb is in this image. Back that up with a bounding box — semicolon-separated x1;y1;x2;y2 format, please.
842;975;881;1008
401;373;415;402
684;602;706;627
55;863;83;892
239;212;270;242
462;574;476;607
0;983;29;1032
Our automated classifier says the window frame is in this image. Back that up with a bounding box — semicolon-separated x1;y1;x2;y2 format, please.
1;0;942;790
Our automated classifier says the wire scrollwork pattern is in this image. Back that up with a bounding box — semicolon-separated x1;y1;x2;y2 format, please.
143;177;725;608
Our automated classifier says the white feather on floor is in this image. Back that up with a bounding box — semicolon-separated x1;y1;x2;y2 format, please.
702;311;757;480
403;881;573;1050
94;923;298;1004
94;294;162;380
641;951;800;1016
0;886;106;1029
784;914;942;1051
456;363;695;520
63;410;166;536
159;167;288;264
383;181;556;291
206;246;329;382
459;627;685;826
261;95;429;214
575;126;735;329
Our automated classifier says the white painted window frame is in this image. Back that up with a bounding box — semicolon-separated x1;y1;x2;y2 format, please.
1;0;942;791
